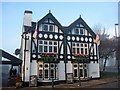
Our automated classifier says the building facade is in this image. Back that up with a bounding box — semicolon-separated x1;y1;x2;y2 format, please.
20;10;100;83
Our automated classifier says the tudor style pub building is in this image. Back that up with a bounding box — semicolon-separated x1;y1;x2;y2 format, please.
20;10;100;84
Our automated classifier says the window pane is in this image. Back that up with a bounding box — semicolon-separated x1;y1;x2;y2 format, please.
49;41;52;45
72;43;75;46
39;70;43;78
50;69;54;78
39;41;43;44
84;69;87;77
44;41;47;44
49;25;53;32
75;28;79;34
80;28;84;34
77;48;79;54
79;64;83;68
50;64;54;68
54;46;57;52
80;69;83;77
85;48;87;54
81;44;83;47
45;64;48;68
44;46;47;52
39;64;43;68
81;48;83;54
85;44;87;47
45;69;48;78
39;46;43;52
74;65;77;67
49;46;52;52
44;25;48;31
72;48;75;54
54;42;57;45
84;64;87;68
74;69;77;77
77;43;79;47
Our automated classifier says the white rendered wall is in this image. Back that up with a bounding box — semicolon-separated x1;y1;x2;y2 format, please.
88;62;100;78
55;25;58;33
66;61;72;73
30;60;37;75
59;41;63;54
93;44;96;55
22;33;31;82
58;61;65;80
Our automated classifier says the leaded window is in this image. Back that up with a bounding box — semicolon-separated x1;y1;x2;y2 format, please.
38;40;58;53
73;63;88;79
49;25;53;32
43;25;48;31
80;28;84;34
50;69;54;78
49;46;52;52
74;69;77;77
45;69;49;78
43;24;54;32
38;62;58;80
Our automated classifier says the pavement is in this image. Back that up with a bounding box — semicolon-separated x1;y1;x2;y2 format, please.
1;75;120;90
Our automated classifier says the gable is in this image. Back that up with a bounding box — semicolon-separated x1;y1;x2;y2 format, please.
66;17;96;38
37;12;63;33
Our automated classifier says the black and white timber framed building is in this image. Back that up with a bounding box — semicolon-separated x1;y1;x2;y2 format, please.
20;10;100;83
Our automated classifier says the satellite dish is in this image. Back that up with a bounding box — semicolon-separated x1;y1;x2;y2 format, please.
15;48;20;55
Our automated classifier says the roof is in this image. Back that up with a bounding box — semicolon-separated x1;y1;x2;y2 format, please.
31;12;96;38
66;17;96;38
0;49;22;65
38;12;63;32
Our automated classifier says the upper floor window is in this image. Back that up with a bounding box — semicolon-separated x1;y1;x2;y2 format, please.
49;25;53;32
44;25;48;31
73;28;84;35
75;29;79;35
72;43;88;55
80;28;84;34
43;24;54;32
38;40;58;53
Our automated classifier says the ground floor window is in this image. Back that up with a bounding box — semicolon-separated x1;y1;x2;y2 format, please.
73;63;88;79
50;69;54;78
39;70;43;78
38;62;58;80
74;69;77;77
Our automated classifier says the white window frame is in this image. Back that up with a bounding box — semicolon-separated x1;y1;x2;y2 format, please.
43;24;54;32
38;62;58;80
73;28;84;35
38;40;58;53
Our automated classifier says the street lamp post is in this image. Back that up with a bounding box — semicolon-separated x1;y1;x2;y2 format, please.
115;24;120;87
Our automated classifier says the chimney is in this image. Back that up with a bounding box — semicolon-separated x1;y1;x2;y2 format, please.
23;10;32;27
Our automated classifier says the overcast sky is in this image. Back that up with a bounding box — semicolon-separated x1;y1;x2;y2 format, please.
1;2;118;55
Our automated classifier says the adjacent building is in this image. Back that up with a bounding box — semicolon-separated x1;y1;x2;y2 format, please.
20;10;100;83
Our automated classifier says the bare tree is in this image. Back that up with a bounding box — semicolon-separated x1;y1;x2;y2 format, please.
93;25;116;71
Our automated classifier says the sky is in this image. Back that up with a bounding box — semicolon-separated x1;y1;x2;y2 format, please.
1;2;118;56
